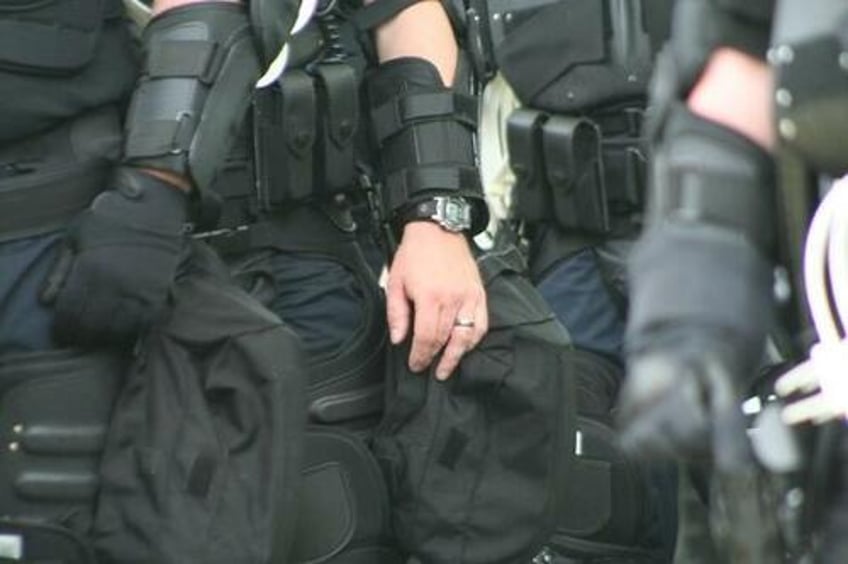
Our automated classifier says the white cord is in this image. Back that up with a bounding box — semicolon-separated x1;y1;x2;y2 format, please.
828;183;848;330
802;180;841;343
255;0;319;88
119;0;317;88
777;177;848;424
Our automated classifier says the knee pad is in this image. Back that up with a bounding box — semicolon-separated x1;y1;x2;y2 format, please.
0;349;123;563
292;427;403;564
221;204;388;432
549;350;671;563
373;249;577;563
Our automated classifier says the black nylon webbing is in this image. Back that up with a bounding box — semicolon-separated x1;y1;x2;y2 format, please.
124;120;186;159
0;163;105;242
384;165;481;211
372;91;477;144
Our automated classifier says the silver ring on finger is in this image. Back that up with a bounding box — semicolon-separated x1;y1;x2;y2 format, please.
453;317;475;329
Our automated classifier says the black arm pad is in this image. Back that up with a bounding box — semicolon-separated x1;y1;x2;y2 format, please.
628;104;776;355
123;3;260;195
367;56;489;234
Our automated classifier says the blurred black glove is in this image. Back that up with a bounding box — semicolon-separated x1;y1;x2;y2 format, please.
618;325;753;463
41;167;188;346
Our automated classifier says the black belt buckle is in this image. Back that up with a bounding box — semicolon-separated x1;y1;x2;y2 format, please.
542;115;609;235
507;108;550;223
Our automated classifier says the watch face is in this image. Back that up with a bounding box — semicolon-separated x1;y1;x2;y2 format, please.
439;197;472;231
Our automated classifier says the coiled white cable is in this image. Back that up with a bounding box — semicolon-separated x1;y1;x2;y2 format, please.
777;177;848;424
255;0;318;88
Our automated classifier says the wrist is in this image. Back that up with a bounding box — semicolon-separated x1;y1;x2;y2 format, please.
394;195;474;234
687;48;775;150
397;221;472;252
401;219;468;238
137;167;193;193
110;167;189;226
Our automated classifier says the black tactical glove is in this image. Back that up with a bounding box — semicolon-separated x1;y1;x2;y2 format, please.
619;325;755;462
42;168;188;346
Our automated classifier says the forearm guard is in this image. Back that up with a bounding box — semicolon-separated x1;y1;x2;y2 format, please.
123;3;260;194
628;105;776;358
367;57;489;234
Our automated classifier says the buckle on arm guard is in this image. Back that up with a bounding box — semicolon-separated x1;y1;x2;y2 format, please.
368;58;488;236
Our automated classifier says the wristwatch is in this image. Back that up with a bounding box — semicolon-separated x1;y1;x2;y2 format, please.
397;195;473;233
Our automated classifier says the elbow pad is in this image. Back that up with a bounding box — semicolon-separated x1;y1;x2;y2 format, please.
122;3;260;195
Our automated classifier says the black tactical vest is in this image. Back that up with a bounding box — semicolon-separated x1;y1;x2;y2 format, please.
471;0;672;114
0;0;138;144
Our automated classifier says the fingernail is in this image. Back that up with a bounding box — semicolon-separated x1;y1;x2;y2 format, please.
436;369;450;381
389;327;401;344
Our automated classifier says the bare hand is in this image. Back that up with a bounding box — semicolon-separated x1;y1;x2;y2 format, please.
386;221;487;380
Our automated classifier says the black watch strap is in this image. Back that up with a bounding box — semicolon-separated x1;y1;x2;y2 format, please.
396;196;473;233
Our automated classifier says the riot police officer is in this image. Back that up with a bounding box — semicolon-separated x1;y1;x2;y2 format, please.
464;0;677;561
0;0;490;558
618;0;848;561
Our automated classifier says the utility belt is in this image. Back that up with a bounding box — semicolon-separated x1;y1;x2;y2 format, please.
508;105;646;236
0;106;121;243
211;62;365;231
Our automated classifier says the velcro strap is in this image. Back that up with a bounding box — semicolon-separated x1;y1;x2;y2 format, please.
649;106;776;254
146;40;221;83
351;0;422;32
125;115;194;161
661;165;772;251
372;91;478;144
384;165;481;212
